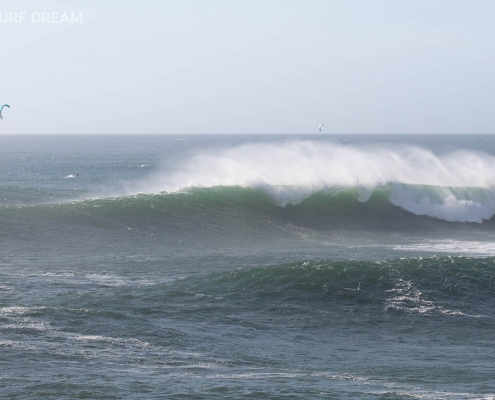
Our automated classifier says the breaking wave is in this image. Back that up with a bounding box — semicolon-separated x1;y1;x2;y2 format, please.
3;141;495;224
126;141;495;223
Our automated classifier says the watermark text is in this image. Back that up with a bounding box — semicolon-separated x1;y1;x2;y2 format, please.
0;12;83;24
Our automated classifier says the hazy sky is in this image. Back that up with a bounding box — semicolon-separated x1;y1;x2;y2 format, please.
1;0;494;134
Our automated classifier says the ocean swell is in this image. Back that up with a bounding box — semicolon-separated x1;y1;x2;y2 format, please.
130;141;495;223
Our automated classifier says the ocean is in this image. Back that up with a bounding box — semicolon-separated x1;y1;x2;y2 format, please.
0;134;494;399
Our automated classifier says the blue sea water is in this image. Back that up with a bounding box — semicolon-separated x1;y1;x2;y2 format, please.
0;134;494;399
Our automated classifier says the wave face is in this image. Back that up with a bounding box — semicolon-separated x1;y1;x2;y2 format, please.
3;186;495;236
167;256;495;320
127;141;495;223
3;140;495;233
2;255;494;399
3;138;495;259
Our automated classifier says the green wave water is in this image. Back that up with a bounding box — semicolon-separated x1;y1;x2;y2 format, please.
1;256;494;399
3;185;495;227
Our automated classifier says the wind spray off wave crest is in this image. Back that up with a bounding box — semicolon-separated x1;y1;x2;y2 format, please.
136;141;495;223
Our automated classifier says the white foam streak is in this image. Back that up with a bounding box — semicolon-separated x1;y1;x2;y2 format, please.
136;141;495;223
393;240;495;256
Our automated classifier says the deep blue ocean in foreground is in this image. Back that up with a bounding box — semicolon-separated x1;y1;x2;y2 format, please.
1;134;494;399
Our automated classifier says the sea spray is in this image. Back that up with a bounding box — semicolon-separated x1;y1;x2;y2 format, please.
129;141;495;222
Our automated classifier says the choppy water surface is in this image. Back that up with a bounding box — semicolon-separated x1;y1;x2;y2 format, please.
1;134;494;399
